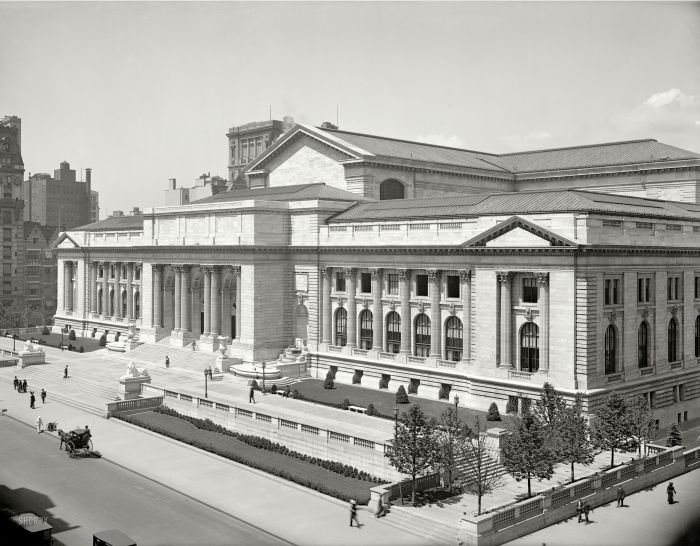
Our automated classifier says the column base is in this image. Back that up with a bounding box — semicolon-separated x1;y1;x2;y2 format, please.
139;327;169;344
170;330;193;348
198;334;220;353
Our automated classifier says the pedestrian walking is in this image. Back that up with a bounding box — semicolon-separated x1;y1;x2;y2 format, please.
249;385;256;404
22;379;27;393
582;501;591;523
165;356;170;368
667;482;676;504
63;365;68;379
374;497;387;518
36;416;43;433
191;340;196;351
41;389;46;405
349;499;360;527
617;486;626;507
29;391;36;409
577;499;583;523
13;376;18;390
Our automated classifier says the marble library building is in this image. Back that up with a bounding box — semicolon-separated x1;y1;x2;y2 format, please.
55;124;700;426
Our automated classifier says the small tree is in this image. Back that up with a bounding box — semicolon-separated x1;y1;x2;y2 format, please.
666;422;683;447
341;398;350;410
396;385;409;404
68;330;76;341
98;334;107;347
386;404;438;505
486;402;501;421
505;397;518;415
434;407;468;491
558;393;595;482
532;382;567;454
591;392;638;468
458;418;505;515
323;371;334;390
627;394;655;457
366;403;377;416
502;412;555;498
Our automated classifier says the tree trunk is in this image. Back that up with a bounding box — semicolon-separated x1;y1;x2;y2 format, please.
527;476;532;498
570;461;575;483
412;476;416;505
610;447;615;469
477;494;482;515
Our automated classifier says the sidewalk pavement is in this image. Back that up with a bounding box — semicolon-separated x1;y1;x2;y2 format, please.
0;351;439;546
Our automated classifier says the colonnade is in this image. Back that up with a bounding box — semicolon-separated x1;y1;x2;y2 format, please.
88;261;142;321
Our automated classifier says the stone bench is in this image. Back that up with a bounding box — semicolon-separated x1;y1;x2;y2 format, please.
348;405;367;414
211;372;224;381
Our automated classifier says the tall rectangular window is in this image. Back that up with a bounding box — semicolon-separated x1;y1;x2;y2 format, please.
387;273;399;295
523;278;538;303
638;277;651;303
668;277;680;301
447;275;460;299
605;278;621;305
360;273;371;294
416;274;428;297
695;276;700;299
335;272;346;292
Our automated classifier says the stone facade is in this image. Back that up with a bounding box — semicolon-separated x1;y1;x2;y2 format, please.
54;124;700;432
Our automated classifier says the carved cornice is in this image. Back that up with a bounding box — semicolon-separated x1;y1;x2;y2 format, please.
670;305;679;317
336;296;345;307
641;307;650;319
361;297;369;309
609;309;617;324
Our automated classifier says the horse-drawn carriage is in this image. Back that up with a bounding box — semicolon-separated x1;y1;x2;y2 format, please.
58;427;94;458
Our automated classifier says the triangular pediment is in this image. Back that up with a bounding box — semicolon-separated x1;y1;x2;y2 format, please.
246;124;368;173
462;216;576;248
54;233;80;249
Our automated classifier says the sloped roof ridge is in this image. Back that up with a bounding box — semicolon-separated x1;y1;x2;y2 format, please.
498;138;658;157
319;126;498;157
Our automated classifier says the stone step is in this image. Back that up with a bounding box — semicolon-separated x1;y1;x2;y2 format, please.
382;504;456;545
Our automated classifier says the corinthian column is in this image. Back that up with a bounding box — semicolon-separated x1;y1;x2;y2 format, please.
173;265;182;331
399;269;411;354
203;266;212;335
537;273;550;372
89;262;98;315
211;266;222;337
64;261;73;311
321;268;332;344
102;262;110;317
371;268;383;351
461;270;472;362
113;262;122;319
429;269;442;358
498;272;512;367
126;263;134;320
153;265;163;328
346;268;357;348
181;266;191;334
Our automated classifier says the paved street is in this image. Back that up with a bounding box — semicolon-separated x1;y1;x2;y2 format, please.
507;463;700;546
0;416;290;546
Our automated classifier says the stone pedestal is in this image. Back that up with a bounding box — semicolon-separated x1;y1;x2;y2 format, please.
139;327;169;344
215;354;231;373
17;352;46;368
198;334;220;353
170;330;193;348
119;376;152;400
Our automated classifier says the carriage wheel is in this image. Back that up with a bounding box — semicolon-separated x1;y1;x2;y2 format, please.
66;441;76;458
87;439;93;452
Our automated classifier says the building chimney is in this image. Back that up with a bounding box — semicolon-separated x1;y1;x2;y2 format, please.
168;178;177;190
85;167;92;195
112;210;124;217
131;206;141;216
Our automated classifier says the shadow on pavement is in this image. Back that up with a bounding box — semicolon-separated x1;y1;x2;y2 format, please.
0;484;77;541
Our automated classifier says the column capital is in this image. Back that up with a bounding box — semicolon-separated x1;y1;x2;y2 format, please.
460;270;471;283
398;268;410;281
173;264;184;272
370;268;383;280
428;269;441;283
152;264;163;273
536;272;550;287
319;266;329;277
343;267;356;280
497;271;512;284
202;265;214;274
230;265;241;276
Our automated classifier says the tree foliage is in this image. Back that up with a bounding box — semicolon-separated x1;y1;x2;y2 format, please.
396;385;409;404
558;393;596;482
457;418;505;515
627;395;655;457
502;412;555;498
591;392;638;468
433;407;470;491
386;404;438;505
0;304;47;329
486;402;501;421
666;423;683;448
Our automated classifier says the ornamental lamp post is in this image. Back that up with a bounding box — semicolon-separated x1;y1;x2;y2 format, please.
454;394;460;415
13;333;17;352
204;366;212;398
394;406;399;434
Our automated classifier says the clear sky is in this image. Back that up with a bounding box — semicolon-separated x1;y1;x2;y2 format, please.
1;1;699;217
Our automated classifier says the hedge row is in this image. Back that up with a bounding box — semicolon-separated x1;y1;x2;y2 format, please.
146;406;386;485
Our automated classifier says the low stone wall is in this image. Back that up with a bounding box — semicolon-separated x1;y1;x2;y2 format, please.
369;472;442;514
142;384;401;481
458;445;700;546
105;396;164;418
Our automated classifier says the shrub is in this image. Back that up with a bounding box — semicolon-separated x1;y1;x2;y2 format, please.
91;328;97;338
342;398;350;410
352;370;362;384
395;385;409;404
68;344;74;351
323;371;334;390
366;403;377;416
486;402;501;421
98;335;107;347
506;396;519;414
666;422;683;447
115;332;121;341
41;326;50;335
292;389;302;400
251;379;260;391
270;384;277;394
79;346;84;353
407;380;418;395
68;330;76;341
438;384;451;400
378;374;390;389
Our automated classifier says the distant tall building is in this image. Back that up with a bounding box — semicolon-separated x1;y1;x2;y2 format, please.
164;174;229;206
23;222;59;316
226;116;295;187
90;189;100;223
24;162;95;230
0;115;25;308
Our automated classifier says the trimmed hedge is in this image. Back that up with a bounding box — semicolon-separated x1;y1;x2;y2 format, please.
68;330;76;341
487;402;502;421
396;385;409;404
41;326;50;335
118;407;386;502
98;334;107;347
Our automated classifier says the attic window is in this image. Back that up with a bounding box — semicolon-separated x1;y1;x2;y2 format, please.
602;220;622;228
666;224;682;231
636;222;653;230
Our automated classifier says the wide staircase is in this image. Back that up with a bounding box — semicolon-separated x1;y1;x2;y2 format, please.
127;340;220;373
453;444;507;483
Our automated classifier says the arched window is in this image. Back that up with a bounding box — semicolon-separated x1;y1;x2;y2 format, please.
386;312;401;353
359;309;373;350
638;321;649;368
445;316;463;361
134;291;140;319
605;325;617;374
97;287;103;315
696;316;700;357
520;322;539;373
379;179;405;200
414;314;431;357
668;318;679;363
335;308;347;347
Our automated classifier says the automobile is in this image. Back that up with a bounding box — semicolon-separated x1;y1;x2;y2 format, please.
93;528;137;546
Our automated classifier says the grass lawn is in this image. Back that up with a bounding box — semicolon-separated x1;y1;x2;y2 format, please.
123;410;375;503
293;378;494;428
